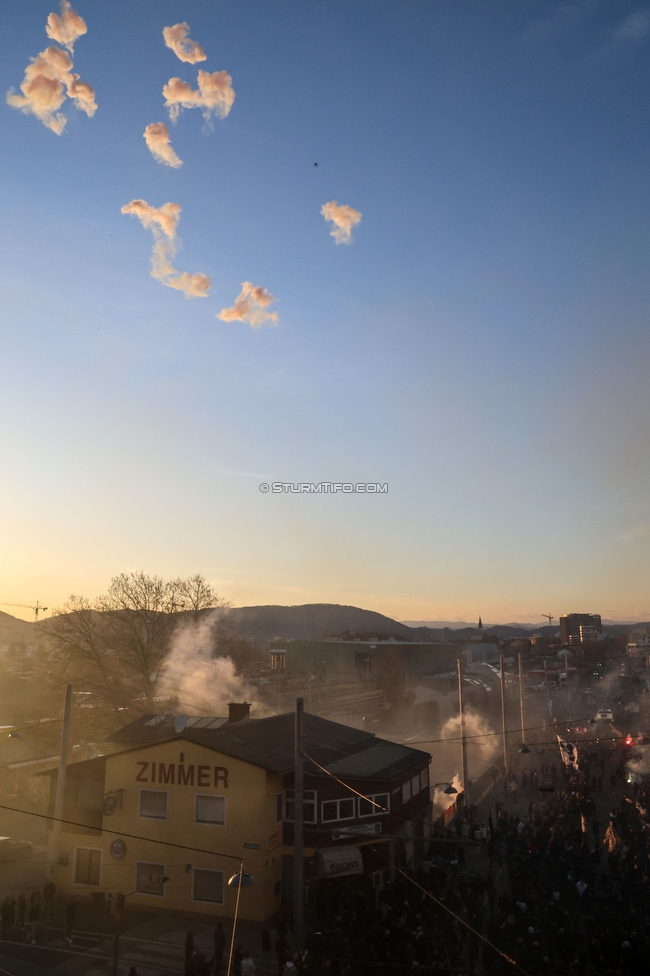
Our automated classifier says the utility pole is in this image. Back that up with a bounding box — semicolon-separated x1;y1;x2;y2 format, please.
293;698;304;950
457;659;469;806
499;653;507;773
49;683;72;875
518;653;526;747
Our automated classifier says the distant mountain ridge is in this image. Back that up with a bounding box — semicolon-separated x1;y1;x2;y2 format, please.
4;604;645;645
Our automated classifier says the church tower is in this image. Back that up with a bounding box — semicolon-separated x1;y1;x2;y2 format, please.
477;616;484;641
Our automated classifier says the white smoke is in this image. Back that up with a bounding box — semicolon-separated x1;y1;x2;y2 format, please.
432;773;462;814
159;611;250;714
626;743;650;783
440;708;499;762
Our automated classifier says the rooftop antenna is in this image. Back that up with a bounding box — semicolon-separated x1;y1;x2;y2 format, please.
3;601;48;622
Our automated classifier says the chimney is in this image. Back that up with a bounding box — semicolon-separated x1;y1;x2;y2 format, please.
228;702;251;724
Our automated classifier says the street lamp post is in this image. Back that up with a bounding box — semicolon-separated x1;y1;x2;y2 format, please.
226;867;254;976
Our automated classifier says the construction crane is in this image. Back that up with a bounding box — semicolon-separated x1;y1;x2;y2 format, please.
541;612;554;635
2;601;48;621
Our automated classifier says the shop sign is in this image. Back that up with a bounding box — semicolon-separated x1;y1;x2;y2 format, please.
332;822;382;839
317;845;363;878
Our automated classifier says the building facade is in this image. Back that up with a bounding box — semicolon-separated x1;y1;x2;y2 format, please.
44;708;431;923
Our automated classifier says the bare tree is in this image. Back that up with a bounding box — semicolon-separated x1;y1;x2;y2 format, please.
43;572;229;732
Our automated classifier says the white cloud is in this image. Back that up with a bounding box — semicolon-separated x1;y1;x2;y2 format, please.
143;122;182;169
217;282;278;328
6;44;96;134
121;199;210;299
163;22;207;64
163;70;235;123
321;200;362;244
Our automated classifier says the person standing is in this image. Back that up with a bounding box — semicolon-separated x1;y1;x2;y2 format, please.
1;897;14;940
213;923;226;975
261;927;271;973
65;896;76;943
28;894;40;944
42;879;56;918
241;950;255;976
17;893;26;929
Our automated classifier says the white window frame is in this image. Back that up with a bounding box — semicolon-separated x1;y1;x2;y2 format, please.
73;846;102;887
135;860;167;897
411;774;421;796
192;867;225;905
138;788;168;820
420;767;429;792
358;792;390;818
194;793;226;826
284;790;317;824
402;780;412;804
321;797;356;823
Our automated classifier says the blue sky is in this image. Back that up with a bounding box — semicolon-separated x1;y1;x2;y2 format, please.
1;0;649;623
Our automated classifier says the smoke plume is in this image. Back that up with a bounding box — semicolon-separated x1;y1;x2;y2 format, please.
217;282;279;327
163;70;235;122
626;742;650;783
6;45;96;134
144;122;183;169
321;200;362;244
46;1;87;54
121;199;210;299
163;23;207;64
159;612;249;714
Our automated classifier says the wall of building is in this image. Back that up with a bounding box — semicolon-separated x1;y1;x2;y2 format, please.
53;739;284;923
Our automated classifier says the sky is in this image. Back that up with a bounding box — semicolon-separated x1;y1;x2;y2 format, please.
1;0;650;625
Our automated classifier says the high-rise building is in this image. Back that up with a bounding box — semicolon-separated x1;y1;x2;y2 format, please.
560;613;602;646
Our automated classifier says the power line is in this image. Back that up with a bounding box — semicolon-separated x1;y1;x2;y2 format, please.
0;802;241;862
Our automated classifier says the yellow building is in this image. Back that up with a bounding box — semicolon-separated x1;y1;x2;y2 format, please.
44;706;431;923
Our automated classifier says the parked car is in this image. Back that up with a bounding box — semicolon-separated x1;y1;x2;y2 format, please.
0;837;33;862
595;708;614;721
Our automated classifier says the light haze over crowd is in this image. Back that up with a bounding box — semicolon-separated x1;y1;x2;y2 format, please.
1;1;649;624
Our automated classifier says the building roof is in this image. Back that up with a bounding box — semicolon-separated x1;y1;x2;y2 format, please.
325;741;424;780
108;712;429;779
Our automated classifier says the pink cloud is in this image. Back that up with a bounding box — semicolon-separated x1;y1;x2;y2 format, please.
321;200;362;244
46;1;87;54
163;70;235;123
217;282;278;328
163;22;207;64
121;199;210;300
6;44;96;134
144;122;183;169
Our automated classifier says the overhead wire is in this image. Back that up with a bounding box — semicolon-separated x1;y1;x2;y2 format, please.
0;802;242;862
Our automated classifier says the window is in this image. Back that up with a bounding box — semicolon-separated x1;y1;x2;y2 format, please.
74;848;101;886
420;767;429;792
136;861;166;896
195;794;225;825
391;788;401;810
284;790;317;824
411;774;421;796
321;798;355;823
401;780;412;804
193;868;224;904
139;790;168;819
276;793;283;823
358;793;389;817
